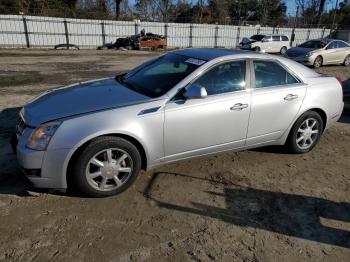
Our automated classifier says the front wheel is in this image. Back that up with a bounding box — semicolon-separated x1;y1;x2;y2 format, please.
286;111;323;154
254;46;261;52
313;56;323;68
71;137;141;197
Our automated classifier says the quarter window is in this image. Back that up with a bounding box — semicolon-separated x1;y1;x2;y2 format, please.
193;60;246;95
254;60;300;88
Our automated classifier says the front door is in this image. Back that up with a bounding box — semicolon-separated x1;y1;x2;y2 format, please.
164;60;251;162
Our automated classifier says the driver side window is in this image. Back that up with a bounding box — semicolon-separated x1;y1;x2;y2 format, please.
193;60;246;96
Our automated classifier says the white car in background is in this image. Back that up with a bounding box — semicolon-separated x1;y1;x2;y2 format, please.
240;34;290;54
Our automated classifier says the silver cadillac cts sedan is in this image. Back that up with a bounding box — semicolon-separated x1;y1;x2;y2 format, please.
12;48;344;197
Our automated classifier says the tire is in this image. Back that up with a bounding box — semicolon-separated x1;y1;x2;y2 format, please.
71;136;142;197
286;111;324;154
280;46;287;55
313;55;323;68
254;46;261;52
343;55;350;66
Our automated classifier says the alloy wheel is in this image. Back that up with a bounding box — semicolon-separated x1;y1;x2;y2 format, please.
85;148;133;192
314;57;322;68
345;56;350;66
296;118;320;150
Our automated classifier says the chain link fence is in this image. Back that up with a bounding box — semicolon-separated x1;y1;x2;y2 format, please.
0;14;332;49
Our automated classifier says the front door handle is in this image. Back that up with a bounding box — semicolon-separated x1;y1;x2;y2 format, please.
284;94;298;101
230;103;248;111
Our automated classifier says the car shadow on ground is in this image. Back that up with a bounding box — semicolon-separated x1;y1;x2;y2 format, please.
144;172;350;249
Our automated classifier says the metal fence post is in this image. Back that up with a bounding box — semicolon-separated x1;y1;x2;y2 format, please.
214;25;219;48
134;21;139;35
101;22;106;45
272;27;276;34
63;20;69;49
22;16;30;48
306;28;311;41
189;24;193;48
276;27;279;34
290;28;295;47
236;27;240;48
164;23;168;39
321;27;326;38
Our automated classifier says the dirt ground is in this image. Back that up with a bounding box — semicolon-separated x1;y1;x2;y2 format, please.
0;49;350;262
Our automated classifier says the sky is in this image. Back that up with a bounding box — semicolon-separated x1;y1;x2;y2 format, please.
128;0;341;17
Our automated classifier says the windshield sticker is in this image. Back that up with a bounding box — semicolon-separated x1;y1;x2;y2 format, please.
185;58;206;66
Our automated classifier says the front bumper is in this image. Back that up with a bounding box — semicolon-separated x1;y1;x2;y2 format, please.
285;55;314;66
11;132;71;189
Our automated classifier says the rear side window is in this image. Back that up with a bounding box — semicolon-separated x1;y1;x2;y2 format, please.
281;35;289;41
254;60;300;88
272;36;280;41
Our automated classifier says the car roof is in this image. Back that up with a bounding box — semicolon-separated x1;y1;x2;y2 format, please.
172;48;252;61
309;38;333;44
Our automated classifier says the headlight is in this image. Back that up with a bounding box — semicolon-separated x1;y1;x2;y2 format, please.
305;52;314;57
26;121;61;150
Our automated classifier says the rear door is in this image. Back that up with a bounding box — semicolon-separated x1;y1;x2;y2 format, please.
246;59;307;146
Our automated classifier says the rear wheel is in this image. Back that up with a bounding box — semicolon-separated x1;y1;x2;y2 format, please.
343;55;350;66
72;137;141;197
313;56;323;68
280;46;287;55
286;111;323;154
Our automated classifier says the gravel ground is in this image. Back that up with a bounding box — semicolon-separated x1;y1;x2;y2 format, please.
0;49;350;262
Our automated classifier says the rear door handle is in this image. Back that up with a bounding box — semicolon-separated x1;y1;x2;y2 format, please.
284;94;298;101
230;103;248;111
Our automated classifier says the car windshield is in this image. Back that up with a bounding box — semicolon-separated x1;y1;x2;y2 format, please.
250;35;265;41
299;40;326;49
117;53;205;98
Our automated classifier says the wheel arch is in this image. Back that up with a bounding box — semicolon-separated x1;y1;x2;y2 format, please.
281;107;328;145
314;54;323;66
293;107;327;131
66;133;148;189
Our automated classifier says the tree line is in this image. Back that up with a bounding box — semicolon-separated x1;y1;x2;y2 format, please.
0;0;349;28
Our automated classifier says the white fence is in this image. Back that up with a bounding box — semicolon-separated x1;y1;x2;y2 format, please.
0;14;331;49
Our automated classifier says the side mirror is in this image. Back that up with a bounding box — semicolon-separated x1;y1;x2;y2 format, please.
183;84;208;99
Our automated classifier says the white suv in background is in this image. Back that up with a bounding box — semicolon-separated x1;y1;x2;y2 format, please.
240;34;290;54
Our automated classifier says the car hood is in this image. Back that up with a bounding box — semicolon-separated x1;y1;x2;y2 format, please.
286;47;317;57
23;78;151;126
